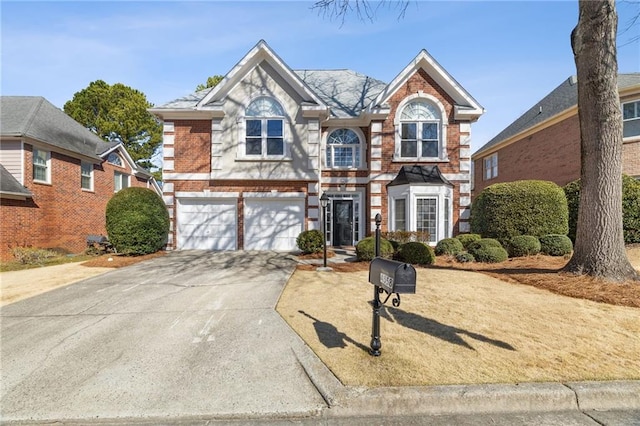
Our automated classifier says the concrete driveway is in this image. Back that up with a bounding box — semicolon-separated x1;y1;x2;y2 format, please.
0;251;327;423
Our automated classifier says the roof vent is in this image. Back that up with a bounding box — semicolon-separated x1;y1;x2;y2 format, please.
569;75;578;85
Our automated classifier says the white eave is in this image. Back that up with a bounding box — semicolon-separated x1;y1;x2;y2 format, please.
148;107;225;121
0;191;32;200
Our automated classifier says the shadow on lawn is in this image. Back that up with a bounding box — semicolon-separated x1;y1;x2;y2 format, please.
298;310;370;352
382;306;516;352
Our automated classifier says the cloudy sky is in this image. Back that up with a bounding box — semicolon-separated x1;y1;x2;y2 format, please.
2;0;639;153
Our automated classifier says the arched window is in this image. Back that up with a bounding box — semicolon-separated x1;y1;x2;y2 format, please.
245;97;285;157
399;101;441;159
326;128;361;168
107;152;123;167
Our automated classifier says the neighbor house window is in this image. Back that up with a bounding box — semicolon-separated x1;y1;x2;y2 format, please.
399;101;441;159
245;96;285;157
114;171;129;192
326;128;361;168
623;100;640;138
107;152;123;167
416;198;437;243
484;153;498;180
81;161;93;190
32;148;50;183
394;198;406;231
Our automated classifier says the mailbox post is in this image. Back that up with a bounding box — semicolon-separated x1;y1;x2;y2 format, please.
368;213;417;356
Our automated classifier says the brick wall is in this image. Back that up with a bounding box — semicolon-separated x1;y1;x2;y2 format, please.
623;139;640;177
173;120;211;173
0;144;152;261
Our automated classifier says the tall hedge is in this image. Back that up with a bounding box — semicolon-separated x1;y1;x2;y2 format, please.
106;187;169;255
471;180;568;240
564;175;640;244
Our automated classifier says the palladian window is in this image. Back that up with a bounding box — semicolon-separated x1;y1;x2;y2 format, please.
326;128;361;168
399;101;441;159
245;97;285;157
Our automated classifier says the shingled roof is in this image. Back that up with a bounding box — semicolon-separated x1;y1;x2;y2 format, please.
387;165;453;187
0;96;118;160
474;73;640;157
0;163;32;198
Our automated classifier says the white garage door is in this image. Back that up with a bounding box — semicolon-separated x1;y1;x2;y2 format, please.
177;199;237;250
244;199;304;251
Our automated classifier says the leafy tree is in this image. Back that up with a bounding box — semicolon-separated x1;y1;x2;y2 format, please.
565;0;639;282
64;80;162;170
195;75;224;91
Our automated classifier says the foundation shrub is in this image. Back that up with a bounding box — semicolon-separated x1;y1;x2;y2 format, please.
455;252;475;263
355;236;394;261
396;242;436;265
468;238;508;263
539;234;573;256
456;233;481;249
11;247;58;265
296;230;324;254
435;238;464;256
506;235;541;257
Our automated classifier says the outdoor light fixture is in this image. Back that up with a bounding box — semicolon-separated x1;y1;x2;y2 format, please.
320;193;329;268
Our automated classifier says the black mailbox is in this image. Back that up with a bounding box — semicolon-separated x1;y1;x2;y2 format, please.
369;258;416;294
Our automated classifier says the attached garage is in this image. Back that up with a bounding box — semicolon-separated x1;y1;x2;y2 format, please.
176;198;237;250
244;196;304;251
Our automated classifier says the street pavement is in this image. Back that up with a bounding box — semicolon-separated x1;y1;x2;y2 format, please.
1;250;639;425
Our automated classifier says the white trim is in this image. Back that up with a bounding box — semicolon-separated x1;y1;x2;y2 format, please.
322;126;367;170
209;171;318;180
325;176;369;184
243;191;305;198
176;191;240;198
163;173;211;180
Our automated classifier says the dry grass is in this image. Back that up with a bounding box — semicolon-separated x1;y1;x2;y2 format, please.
280;248;640;387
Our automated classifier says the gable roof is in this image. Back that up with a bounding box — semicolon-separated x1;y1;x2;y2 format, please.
0;163;32;199
369;49;484;121
387;165;453;187
0;96;119;160
473;73;640;158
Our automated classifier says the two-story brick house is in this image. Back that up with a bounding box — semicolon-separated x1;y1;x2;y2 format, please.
150;40;483;251
0;96;160;260
472;73;640;197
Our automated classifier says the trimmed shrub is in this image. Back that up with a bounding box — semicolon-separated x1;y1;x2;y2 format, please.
296;230;324;254
564;175;640;244
506;235;541;258
468;238;502;252
381;231;431;245
396;241;436;265
455;252;475;263
355;236;394;261
456;233;481;249
468;238;508;263
106;187;170;255
435;238;464;256
471;180;568;240
539;234;573;256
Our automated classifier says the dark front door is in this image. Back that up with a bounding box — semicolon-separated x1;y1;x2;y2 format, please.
332;200;353;246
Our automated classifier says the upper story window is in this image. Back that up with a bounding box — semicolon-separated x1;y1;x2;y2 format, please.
81;161;93;191
399;101;441;159
107;152;123;167
326;128;361;168
484;153;498;180
114;171;129;192
32;148;51;183
245;97;285;157
623;100;640;139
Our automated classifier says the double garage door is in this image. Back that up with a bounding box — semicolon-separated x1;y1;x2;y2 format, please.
177;198;304;251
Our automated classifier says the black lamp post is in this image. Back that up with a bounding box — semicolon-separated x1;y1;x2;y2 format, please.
320;193;329;268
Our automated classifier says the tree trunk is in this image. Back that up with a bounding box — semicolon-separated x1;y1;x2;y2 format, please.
564;0;639;282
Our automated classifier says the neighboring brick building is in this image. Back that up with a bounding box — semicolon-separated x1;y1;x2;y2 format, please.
472;74;640;197
0;96;161;261
150;40;484;251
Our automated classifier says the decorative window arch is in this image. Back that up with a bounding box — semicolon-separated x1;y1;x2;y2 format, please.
107;152;123;167
394;94;448;161
326;128;362;168
244;96;285;157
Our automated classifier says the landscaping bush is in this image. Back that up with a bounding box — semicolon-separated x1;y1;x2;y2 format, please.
106;187;170;255
381;231;431;245
435;238;464;256
355;236;394;261
11;247;57;265
395;241;435;265
455;252;475;263
467;238;508;263
506;235;541;258
564;175;640;244
539;234;573;256
455;233;481;249
471;180;568;240
296;230;324;254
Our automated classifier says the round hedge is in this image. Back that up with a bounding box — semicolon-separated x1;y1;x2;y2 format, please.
456;233;481;249
106;187;169;255
564;175;640;244
396;242;435;265
296;230;324;254
539;234;573;256
355;236;394;261
471;180;568;240
455;252;475;263
506;235;541;257
435;238;464;256
468;238;508;263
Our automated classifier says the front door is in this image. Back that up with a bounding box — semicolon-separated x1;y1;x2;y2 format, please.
332;200;353;246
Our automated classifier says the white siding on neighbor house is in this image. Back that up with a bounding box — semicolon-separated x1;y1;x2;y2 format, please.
0;140;24;184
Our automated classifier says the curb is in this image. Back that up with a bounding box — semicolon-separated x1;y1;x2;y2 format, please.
567;380;640;411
